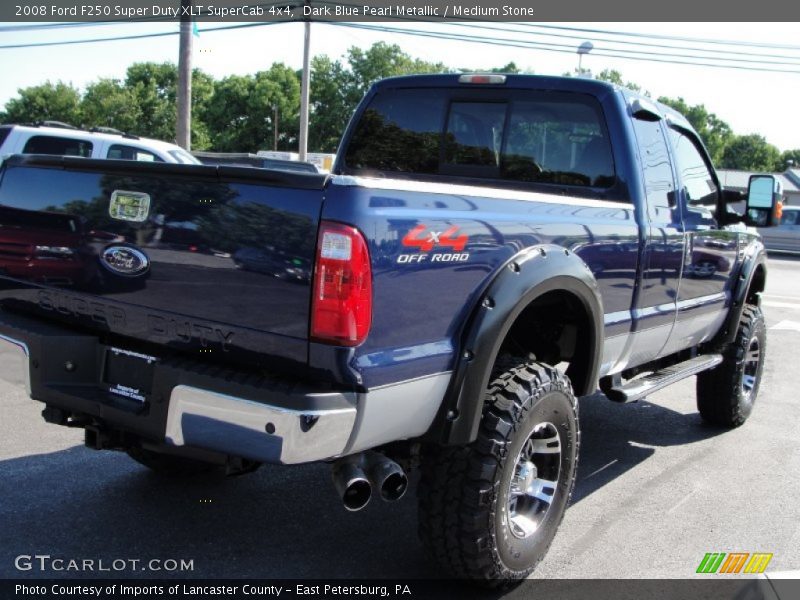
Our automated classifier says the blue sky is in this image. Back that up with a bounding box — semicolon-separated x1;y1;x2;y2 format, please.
1;21;798;153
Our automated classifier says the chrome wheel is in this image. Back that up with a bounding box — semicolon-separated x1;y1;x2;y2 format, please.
741;336;761;400
507;422;562;539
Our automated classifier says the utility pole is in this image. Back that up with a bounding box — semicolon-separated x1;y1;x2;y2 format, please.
298;3;311;161
176;0;193;150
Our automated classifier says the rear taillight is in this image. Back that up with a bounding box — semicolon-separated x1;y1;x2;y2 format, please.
311;221;372;346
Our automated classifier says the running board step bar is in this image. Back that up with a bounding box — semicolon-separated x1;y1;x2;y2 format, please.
605;354;723;403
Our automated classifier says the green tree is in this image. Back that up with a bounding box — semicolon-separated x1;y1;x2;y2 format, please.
492;62;522;74
124;62;178;142
657;97;733;165
1;81;82;125
80;78;142;133
308;43;448;153
204;63;300;152
120;62;213;148
777;149;800;171
595;69;642;93
308;55;352;153
188;69;215;150
720;134;782;171
346;42;448;102
204;74;251;151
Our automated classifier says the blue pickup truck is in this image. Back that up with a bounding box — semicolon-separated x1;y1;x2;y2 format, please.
0;74;781;583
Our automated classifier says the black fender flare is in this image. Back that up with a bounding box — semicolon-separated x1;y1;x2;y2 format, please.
712;238;768;347
433;244;604;445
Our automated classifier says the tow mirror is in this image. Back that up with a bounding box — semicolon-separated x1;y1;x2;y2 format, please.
745;175;782;227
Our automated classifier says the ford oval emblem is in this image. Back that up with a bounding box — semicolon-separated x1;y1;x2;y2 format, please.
101;246;150;277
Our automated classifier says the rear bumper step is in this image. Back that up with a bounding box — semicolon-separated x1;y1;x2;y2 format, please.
604;354;723;403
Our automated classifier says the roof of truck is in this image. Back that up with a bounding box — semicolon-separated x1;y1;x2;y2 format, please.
371;73;618;96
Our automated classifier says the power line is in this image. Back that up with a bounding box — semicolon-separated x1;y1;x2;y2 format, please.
511;22;800;52
2;12;799;74
0;22;113;32
438;22;800;66
324;22;800;74
323;1;800;52
447;22;800;62
0;20;288;50
315;1;800;61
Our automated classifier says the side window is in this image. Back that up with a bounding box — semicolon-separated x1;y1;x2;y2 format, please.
781;210;798;226
632;119;675;215
668;128;718;206
0;126;11;148
22;135;93;157
107;144;163;162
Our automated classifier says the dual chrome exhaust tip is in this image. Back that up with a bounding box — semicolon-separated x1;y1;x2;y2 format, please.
331;451;408;511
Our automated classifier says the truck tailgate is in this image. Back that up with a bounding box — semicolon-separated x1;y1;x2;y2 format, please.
0;155;327;369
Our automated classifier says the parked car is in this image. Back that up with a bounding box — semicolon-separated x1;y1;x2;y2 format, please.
0;122;200;165
758;205;800;253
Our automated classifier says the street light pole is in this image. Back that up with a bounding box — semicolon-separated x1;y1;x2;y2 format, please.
298;10;311;162
577;41;593;75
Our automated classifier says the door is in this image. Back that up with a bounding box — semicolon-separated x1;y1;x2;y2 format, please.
665;126;738;354
625;114;683;365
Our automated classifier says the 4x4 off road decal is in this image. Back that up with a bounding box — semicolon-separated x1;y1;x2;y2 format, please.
397;225;469;264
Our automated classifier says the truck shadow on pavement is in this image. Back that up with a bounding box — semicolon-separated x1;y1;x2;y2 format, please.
0;395;727;580
572;392;728;504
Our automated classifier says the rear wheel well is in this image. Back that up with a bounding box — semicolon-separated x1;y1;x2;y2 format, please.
495;290;595;396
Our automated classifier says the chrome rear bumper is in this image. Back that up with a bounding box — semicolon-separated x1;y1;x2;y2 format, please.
165;385;357;465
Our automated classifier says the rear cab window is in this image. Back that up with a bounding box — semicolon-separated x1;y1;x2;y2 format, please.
22;135;93;157
106;144;163;162
343;87;618;195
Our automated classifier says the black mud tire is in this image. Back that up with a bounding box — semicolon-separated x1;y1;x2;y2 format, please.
696;305;766;428
126;447;260;478
417;360;579;585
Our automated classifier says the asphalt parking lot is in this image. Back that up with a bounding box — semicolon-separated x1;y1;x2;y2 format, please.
1;256;799;582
